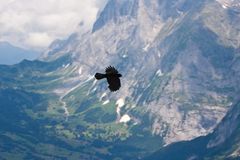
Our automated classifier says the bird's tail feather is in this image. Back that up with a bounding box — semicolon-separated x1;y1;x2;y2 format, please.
95;73;106;80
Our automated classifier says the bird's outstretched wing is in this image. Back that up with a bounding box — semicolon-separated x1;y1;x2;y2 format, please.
107;76;121;92
105;66;119;74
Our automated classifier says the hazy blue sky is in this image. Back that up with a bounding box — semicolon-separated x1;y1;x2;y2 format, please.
0;0;107;51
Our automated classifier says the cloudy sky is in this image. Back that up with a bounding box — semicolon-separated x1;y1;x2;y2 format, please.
0;0;108;51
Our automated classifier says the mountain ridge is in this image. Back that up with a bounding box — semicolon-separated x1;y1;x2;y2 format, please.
0;41;40;65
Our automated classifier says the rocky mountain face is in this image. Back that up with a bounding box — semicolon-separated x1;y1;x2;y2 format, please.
145;101;240;160
0;0;240;159
42;0;239;144
216;0;240;9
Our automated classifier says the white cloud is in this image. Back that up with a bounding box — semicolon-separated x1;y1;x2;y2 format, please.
25;32;52;48
0;0;108;51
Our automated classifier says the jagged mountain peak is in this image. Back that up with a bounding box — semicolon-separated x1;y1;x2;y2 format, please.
92;0;139;32
92;0;204;33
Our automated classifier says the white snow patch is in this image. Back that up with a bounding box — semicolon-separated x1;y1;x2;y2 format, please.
100;92;107;101
116;106;121;117
132;80;138;86
216;0;230;9
116;98;125;108
84;75;94;83
93;79;97;85
133;122;138;125
131;104;137;108
87;78;98;95
92;87;97;92
143;43;150;52
63;63;70;68
122;54;128;58
78;66;82;75
156;69;163;76
119;114;131;123
103;100;110;105
222;4;227;8
116;98;125;120
177;9;184;15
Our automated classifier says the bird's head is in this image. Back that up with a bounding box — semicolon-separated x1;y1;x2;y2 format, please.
118;74;122;77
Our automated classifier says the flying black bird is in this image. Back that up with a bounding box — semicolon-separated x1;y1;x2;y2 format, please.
95;66;122;92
